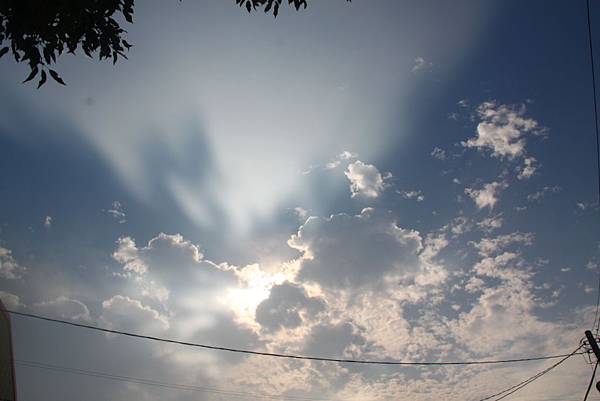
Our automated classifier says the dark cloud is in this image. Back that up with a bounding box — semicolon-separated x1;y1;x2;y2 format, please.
303;322;366;358
290;209;423;289
255;282;325;331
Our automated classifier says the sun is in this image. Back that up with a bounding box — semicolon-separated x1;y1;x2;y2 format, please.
222;265;290;326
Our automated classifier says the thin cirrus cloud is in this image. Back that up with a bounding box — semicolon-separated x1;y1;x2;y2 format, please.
0;0;491;235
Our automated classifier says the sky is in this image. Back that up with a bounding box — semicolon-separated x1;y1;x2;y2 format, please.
1;0;600;400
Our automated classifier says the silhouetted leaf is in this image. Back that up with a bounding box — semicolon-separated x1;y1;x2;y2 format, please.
22;67;38;83
48;69;66;85
0;0;351;88
37;70;46;89
43;47;51;64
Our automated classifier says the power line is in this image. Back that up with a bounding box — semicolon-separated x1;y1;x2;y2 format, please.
17;359;589;401
476;345;582;401
583;360;598;401
6;309;584;366
15;359;332;401
586;0;600;336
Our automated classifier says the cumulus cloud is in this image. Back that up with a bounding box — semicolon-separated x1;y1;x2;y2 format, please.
109;232;260;357
344;160;387;198
255;282;325;332
462;101;541;159
289;208;423;289
101;295;169;332
33;296;91;321
113;236;147;274
464;181;508;210
113;233;208;281
0;246;25;279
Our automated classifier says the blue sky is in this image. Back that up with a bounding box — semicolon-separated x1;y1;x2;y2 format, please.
1;1;600;400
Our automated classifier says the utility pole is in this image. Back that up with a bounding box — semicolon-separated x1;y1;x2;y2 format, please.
0;300;16;401
585;330;600;393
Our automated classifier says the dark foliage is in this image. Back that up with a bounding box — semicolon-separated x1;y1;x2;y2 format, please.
237;0;351;18
0;0;350;88
0;0;134;87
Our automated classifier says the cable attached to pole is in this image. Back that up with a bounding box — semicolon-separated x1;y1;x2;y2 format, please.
583;360;599;401
4;309;583;367
586;0;600;337
476;345;582;401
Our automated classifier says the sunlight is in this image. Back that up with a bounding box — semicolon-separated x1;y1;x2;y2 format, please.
223;265;290;327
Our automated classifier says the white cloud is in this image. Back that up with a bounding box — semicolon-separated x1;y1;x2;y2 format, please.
465;181;508;210
0;246;25;279
33;296;91;321
113;236;147;274
324;150;358;170
43;215;52;228
430;147;446;160
477;215;503;233
110;232;259;352
344;160;387;198
576;201;598;211
111;233;237;301
106;201;127;223
517;156;538;180
465;276;485;293
0;291;23;310
338;150;357;161
448;216;471;236
398;190;425;202
412;56;433;73
462;101;541;159
527;185;561;202
101;295;169;332
293;207;309;221
471;232;534;257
